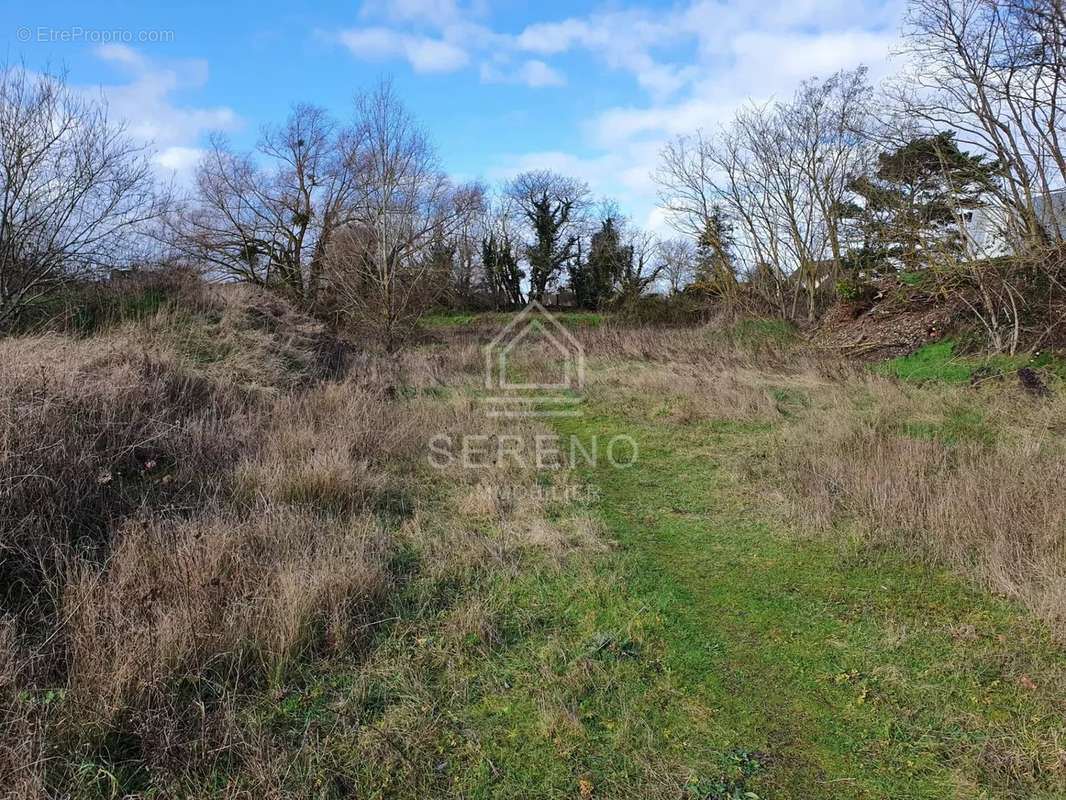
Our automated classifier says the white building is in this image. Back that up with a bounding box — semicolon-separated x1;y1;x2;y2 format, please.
963;189;1066;258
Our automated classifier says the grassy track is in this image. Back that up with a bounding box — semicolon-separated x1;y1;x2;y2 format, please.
229;337;1066;799
536;400;1066;798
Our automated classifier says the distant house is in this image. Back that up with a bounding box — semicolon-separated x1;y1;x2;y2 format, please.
541;290;577;309
782;258;838;290
963;188;1066;257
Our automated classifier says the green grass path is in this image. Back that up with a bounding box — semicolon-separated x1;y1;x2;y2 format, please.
538;408;1065;799
252;387;1065;799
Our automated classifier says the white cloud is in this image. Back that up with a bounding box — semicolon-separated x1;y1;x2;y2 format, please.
519;59;566;88
489;139;662;205
333;2;697;95
155;146;205;173
489;149;621;190
87;47;240;181
494;0;908;233
481;58;566;88
359;0;465;28
514;19;590;55
338;27;469;72
405;36;469;72
584;26;899;151
330;0;908;231
644;206;673;235
95;43;146;69
514;11;694;98
730;29;898;85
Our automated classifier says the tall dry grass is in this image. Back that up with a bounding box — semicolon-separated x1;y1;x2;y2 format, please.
579;323;1066;636
0;293;351;792
0;286;586;796
768;379;1066;631
0;335;253;619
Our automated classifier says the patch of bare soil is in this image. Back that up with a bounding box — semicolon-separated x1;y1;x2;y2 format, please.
813;279;961;359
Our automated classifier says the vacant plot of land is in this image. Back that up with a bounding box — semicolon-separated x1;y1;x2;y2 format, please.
3;300;1064;798
267;323;1066;798
550;377;1066;797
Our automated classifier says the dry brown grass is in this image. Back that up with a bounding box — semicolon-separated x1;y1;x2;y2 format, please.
768;379;1066;632
574;323;839;425
61;508;390;715
576;322;1066;636
234;380;421;512
0;334;253;619
0;286;590;796
19;294;1065;793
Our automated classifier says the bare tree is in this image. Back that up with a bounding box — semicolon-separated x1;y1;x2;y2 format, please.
172;104;355;301
0;65;166;330
506;170;589;302
260;104;359;302
655;67;873;320
658;238;697;293
324;81;481;345
655;131;721;241
658;124;781;314
785;69;875;284
896;0;1066;245
445;182;488;306
889;0;1066;349
616;227;666;300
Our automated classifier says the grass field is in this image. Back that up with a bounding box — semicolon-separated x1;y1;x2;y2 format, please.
547;375;1066;798
245;322;1066;798
4;295;1065;798
878;339;1066;383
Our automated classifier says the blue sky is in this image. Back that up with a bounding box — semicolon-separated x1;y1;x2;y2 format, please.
3;0;907;230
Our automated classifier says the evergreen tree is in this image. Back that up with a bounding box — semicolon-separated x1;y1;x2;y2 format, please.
570;215;629;308
842;132;998;272
688;206;737;298
481;232;524;309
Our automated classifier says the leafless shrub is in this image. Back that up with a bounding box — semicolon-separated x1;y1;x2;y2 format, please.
322;82;484;347
0;64;167;331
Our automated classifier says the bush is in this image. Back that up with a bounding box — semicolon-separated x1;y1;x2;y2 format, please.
609;293;709;325
11;267;219;337
834;276;877;305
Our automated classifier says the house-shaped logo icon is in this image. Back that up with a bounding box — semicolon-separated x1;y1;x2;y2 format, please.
483;301;585;417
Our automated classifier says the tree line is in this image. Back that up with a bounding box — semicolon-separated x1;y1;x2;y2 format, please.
655;0;1066;350
0;63;691;341
3;0;1066;350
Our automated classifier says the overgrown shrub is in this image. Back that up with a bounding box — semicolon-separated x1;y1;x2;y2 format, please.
0;280;564;794
0;337;252;620
608;293;711;325
11;267;219;337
